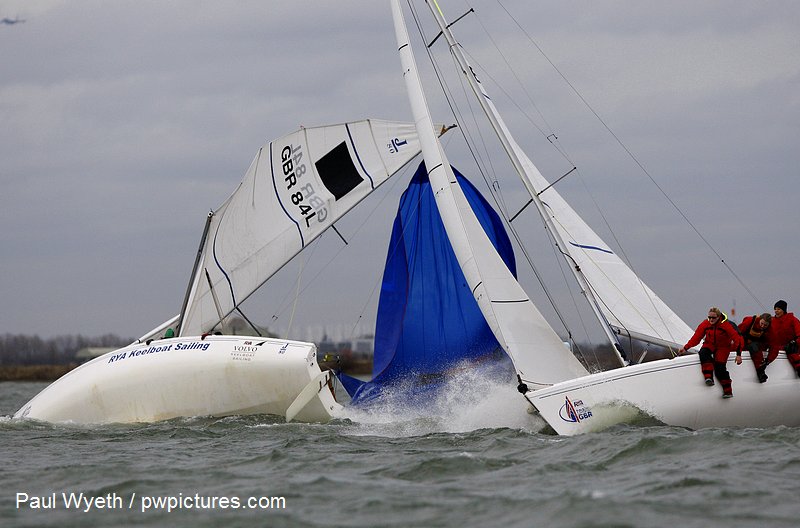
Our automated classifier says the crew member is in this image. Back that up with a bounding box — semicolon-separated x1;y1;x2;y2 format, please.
678;307;743;398
768;300;800;376
738;313;772;382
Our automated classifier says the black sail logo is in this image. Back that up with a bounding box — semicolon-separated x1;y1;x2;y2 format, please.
314;142;364;200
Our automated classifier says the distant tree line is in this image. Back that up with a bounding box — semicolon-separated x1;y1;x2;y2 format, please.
0;332;672;369
0;333;133;365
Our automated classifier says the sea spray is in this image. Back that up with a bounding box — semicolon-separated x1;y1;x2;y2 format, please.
339;359;545;436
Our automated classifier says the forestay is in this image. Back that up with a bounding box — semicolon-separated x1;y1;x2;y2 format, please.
179;119;425;337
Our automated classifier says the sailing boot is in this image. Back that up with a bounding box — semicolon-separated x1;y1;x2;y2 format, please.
719;380;733;399
750;349;768;382
720;378;733;398
701;361;714;386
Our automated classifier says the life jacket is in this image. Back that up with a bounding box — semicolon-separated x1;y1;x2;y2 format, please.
747;316;769;341
685;314;743;354
701;320;739;352
701;325;721;349
739;315;769;343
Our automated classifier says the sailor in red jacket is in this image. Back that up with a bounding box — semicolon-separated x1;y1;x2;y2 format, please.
767;300;800;376
678;307;743;398
738;313;772;383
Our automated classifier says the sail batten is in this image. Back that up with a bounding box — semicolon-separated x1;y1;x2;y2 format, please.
178;119;427;337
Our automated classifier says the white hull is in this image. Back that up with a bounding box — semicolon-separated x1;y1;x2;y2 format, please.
14;335;342;424
528;353;800;435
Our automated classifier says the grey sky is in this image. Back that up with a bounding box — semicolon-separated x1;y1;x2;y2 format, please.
1;1;798;344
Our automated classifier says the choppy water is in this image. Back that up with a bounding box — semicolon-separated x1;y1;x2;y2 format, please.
2;379;800;528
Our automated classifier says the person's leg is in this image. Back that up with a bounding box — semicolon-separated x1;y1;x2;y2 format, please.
699;347;714;385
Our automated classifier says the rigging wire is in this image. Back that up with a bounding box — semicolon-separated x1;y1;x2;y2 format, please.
406;0;595;367
445;39;618;357
345;154;438;342
284;247;309;339
492;0;764;311
268;160;414;339
444;44;606;355
462;2;686;350
269;234;321;326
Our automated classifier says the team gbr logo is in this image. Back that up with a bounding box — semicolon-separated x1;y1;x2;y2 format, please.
559;396;593;423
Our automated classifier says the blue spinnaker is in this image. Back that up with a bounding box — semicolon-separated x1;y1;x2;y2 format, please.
342;161;516;404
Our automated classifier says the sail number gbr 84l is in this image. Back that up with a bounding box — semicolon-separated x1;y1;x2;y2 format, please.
281;144;328;228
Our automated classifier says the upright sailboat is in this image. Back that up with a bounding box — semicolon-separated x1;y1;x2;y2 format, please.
394;0;800;434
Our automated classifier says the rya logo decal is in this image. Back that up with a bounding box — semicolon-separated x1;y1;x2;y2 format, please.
559;396;593;423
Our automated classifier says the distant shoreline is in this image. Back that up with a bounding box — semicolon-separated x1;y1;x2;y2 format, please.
0;364;76;382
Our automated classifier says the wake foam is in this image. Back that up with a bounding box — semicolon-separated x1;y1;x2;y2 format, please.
338;362;546;436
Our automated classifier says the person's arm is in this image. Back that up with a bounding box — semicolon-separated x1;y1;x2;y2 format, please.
735;334;743;364
678;321;705;354
791;316;800;342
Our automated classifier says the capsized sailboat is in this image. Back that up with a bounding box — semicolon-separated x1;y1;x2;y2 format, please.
394;0;800;434
15;119;431;424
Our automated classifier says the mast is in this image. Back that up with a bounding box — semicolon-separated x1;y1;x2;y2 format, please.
423;0;628;366
176;211;214;336
391;0;588;388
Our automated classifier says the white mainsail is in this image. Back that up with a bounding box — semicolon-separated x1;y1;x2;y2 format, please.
178;119;425;337
535;176;694;349
422;0;693;351
392;0;588;388
415;1;800;437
